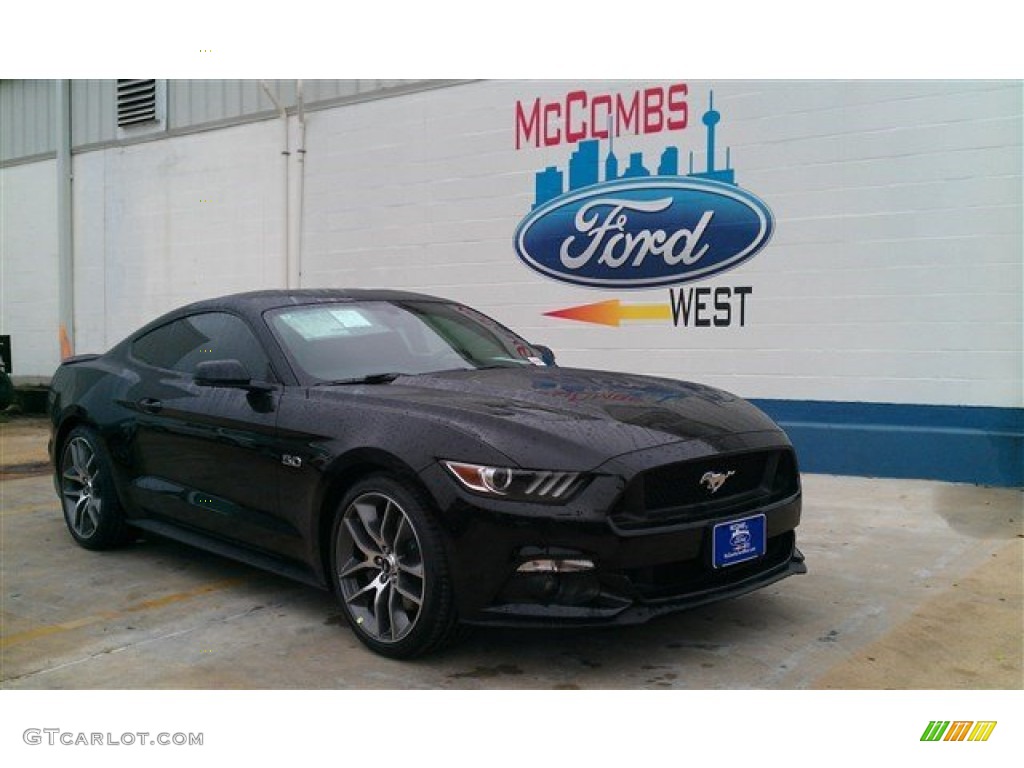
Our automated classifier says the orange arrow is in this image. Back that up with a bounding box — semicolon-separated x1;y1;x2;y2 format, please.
544;299;672;327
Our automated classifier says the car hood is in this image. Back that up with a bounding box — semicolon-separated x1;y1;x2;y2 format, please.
311;366;784;471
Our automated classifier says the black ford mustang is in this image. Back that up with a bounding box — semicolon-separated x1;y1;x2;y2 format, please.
48;289;805;658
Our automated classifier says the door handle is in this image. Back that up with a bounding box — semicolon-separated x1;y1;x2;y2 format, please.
137;397;164;414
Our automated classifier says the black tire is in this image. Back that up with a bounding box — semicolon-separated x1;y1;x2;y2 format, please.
329;474;459;659
0;370;13;410
58;426;131;550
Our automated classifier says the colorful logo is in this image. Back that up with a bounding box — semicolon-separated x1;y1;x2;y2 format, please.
514;92;774;291
920;721;997;742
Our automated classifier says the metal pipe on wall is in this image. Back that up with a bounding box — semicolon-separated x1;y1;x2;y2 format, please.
260;81;291;289
293;80;307;289
56;79;74;359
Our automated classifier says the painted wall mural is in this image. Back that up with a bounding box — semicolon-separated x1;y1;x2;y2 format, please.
514;87;772;329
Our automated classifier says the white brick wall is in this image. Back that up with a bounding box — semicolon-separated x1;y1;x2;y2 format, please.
0;160;60;379
298;80;1022;408
74;120;287;348
2;120;289;376
2;80;1020;410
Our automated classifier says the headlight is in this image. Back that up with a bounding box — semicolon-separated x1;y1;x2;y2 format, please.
442;461;586;503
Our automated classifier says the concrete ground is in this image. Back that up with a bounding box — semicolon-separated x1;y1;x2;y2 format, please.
1;414;1021;689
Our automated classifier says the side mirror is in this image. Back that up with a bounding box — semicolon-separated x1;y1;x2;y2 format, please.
195;359;265;390
534;345;557;366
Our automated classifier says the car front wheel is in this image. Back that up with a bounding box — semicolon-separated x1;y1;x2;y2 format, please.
330;475;458;658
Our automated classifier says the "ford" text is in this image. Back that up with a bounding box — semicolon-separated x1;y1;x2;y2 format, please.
560;198;713;271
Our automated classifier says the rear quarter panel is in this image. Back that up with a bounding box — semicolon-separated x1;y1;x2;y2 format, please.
49;353;141;505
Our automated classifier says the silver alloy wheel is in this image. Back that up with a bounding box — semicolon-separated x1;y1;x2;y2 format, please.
335;491;426;643
61;436;102;539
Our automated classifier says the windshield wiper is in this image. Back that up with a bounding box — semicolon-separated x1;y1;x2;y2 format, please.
315;372;405;386
431;363;525;374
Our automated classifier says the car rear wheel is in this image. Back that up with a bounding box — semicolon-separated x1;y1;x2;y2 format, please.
330;475;458;658
59;426;131;550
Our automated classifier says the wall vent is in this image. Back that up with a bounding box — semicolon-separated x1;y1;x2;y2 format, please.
116;79;158;127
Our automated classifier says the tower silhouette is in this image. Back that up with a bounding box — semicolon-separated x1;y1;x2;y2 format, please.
689;91;735;184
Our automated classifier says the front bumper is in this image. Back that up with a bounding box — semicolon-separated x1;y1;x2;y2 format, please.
477;538;806;628
419;446;806;627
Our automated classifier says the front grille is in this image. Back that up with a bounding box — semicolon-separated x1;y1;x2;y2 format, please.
610;448;798;531
644;451;770;509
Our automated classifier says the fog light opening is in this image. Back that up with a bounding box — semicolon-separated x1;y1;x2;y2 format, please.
517;558;595;574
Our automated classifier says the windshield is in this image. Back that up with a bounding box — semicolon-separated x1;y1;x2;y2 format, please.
267;300;544;383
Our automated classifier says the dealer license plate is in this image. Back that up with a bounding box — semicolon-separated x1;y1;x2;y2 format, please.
712;514;766;568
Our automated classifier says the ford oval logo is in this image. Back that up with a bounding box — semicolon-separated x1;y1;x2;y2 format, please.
513;178;774;289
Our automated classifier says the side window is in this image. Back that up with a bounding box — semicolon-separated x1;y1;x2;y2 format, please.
132;312;273;380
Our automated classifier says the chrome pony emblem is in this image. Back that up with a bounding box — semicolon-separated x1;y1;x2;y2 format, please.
700;470;735;494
